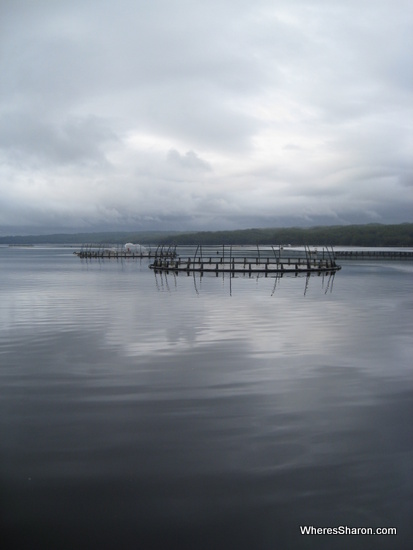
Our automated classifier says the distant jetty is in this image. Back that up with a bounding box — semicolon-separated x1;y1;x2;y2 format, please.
150;245;341;275
334;250;413;260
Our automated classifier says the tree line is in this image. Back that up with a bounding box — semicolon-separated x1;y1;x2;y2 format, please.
1;223;412;247
159;223;413;247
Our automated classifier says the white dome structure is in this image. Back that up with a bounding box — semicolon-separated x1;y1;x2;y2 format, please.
124;243;147;254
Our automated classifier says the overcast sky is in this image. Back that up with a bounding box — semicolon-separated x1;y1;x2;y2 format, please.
1;0;412;234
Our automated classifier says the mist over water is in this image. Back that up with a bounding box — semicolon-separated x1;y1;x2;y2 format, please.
1;247;412;549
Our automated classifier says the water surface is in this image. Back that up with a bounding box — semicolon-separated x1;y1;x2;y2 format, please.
0;247;412;549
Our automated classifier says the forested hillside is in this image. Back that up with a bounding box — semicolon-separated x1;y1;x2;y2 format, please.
1;223;412;246
159;223;413;246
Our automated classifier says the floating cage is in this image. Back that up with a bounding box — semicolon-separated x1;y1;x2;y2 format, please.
149;245;341;275
74;243;177;259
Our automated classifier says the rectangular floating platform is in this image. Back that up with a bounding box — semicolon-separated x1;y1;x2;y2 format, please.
74;244;176;260
75;251;157;259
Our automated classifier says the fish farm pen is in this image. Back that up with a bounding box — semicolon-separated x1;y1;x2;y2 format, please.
150;245;341;275
74;244;176;259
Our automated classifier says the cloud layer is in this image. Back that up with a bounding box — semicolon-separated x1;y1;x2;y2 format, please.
1;0;412;233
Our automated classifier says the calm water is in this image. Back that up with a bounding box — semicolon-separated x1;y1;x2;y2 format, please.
0;247;412;549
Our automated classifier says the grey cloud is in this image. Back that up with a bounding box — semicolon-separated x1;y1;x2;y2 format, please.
0;0;411;234
138;91;258;151
167;149;211;172
399;173;413;188
0;112;117;166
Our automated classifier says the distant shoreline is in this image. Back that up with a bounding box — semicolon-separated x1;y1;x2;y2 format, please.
0;223;412;247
